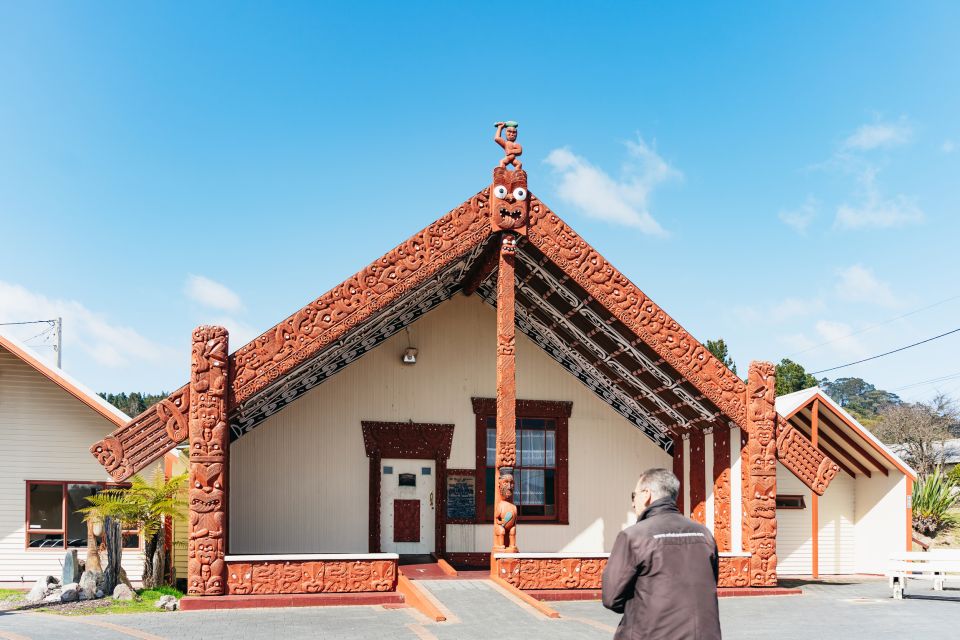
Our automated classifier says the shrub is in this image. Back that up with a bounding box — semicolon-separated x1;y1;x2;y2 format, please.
912;466;958;535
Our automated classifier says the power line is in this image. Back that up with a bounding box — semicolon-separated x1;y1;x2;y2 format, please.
890;371;960;393
0;319;58;327
788;293;960;357
809;327;960;375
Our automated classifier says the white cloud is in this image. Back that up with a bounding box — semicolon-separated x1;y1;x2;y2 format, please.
834;168;924;229
813;320;868;357
184;275;243;312
943;140;956;154
0;280;176;370
842;118;912;151
544;135;680;235
772;297;825;322
834;264;899;308
778;196;818;233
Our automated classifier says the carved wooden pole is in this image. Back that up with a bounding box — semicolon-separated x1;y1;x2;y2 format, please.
745;361;778;587
187;326;229;596
493;232;519;565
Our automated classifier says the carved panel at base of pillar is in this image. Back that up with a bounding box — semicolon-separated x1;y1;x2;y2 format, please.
497;557;605;590
718;556;751;588
226;560;398;594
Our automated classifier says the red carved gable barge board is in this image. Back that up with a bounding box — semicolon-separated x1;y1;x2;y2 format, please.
89;188;838;497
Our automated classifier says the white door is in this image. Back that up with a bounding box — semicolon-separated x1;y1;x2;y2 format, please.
380;458;435;555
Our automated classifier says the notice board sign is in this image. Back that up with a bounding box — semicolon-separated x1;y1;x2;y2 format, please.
446;470;476;523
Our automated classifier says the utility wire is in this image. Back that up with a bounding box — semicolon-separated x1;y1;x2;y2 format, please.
0;319;58;327
788;293;960;357
890;371;960;393
809;327;960;375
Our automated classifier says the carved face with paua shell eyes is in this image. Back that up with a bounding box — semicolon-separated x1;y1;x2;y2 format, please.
491;167;528;231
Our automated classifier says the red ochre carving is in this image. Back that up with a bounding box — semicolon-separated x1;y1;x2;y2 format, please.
90;169;839;506
188;326;229;597
713;424;732;553
494;231;519;556
226;560;397;595
745;361;777;588
718;556;750;588
672;434;685;514
497;555;752;589
776;419;839;496
689;430;706;525
498;557;605;590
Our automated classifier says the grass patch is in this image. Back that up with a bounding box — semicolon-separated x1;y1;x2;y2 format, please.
36;586;183;616
0;588;24;599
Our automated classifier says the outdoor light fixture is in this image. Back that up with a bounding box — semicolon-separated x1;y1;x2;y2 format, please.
402;328;417;364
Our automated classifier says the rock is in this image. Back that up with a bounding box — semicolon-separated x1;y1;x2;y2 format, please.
42;591;62;604
78;571;99;600
112;584;135;601
26;576;59;603
60;583;79;603
62;549;80;585
95;589;104;599
155;594;179;611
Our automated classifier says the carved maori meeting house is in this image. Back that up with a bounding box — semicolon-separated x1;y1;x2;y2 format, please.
88;127;859;607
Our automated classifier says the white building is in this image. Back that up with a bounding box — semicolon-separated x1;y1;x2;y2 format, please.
0;332;161;587
776;387;916;576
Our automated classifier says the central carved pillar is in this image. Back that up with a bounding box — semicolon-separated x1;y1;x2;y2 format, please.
745;361;778;587
187;326;229;596
493;232;519;562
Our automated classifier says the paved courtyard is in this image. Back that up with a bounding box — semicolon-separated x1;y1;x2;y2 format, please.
0;578;957;639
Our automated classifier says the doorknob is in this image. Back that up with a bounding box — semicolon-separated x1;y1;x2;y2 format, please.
429;491;434;508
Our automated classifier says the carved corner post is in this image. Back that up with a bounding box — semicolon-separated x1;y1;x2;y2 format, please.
187;326;229;596
745;361;778;587
492;232;519;570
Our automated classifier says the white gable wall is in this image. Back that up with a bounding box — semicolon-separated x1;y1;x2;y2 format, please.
0;346;153;585
230;294;670;555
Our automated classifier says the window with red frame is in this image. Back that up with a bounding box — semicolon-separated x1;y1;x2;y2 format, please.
26;481;140;550
472;398;571;524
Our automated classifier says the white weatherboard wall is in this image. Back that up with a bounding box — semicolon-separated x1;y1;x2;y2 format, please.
0;346;152;584
776;462;855;575
854;472;907;573
230;294;670;555
775;462;812;575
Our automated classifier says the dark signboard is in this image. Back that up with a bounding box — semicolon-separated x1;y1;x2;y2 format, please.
446;473;476;522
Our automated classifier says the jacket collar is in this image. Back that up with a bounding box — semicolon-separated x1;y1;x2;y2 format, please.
639;496;680;521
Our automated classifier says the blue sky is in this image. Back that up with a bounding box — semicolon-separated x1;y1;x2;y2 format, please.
1;2;958;404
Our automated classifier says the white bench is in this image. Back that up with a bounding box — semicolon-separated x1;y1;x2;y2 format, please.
886;550;960;599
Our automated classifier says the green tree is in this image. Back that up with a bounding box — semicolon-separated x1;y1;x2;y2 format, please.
705;338;737;375
821;377;901;426
81;469;188;589
99;392;168;418
774;359;819;396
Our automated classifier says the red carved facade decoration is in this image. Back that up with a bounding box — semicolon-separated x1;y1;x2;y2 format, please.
494;230;520;557
745;361;777;587
718;556;751;588
498;557;605;590
713;424;732;553
689;430;706;525
777;418;839;496
393;500;420;543
188;326;229;597
361;422;453;556
672;434;684;514
524;200;749;431
226;559;397;595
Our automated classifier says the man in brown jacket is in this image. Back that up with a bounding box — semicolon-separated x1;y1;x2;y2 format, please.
602;468;721;640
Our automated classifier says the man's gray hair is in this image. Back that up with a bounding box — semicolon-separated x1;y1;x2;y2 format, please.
636;468;680;502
